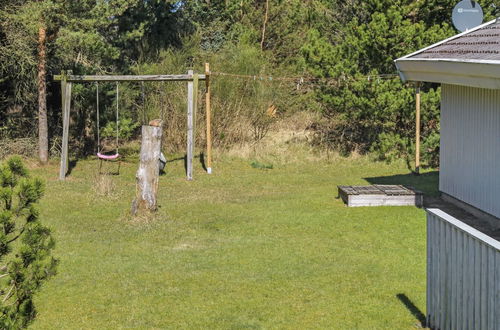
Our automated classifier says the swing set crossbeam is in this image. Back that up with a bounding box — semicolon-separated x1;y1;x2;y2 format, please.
54;74;207;82
55;67;212;181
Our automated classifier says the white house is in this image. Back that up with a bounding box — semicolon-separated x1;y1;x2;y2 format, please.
395;19;500;330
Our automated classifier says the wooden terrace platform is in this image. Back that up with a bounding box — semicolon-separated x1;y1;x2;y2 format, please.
338;185;423;207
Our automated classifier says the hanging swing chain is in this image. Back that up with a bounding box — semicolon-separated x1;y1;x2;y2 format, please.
160;81;166;122
96;82;120;156
141;81;146;125
96;82;100;153
116;82;119;154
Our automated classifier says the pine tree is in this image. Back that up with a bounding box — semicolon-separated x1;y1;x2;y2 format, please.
299;0;494;166
0;156;57;328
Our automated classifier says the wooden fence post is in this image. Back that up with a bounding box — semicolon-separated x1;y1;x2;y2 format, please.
205;63;212;174
131;123;163;215
59;71;72;180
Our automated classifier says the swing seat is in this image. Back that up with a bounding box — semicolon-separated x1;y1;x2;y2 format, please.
97;152;120;160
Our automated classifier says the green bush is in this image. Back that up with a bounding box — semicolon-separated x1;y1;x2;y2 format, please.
101;118;140;141
300;4;447;168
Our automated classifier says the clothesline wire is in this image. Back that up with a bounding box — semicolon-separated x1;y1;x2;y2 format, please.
211;71;400;84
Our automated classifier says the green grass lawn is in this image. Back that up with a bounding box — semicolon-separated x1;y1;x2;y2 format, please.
28;154;437;329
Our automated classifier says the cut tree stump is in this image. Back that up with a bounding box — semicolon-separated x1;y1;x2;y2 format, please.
131;122;163;215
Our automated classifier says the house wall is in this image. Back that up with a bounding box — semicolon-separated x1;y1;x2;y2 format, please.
440;84;500;218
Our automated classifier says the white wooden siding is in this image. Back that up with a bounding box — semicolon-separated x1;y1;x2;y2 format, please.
440;84;500;218
427;209;500;330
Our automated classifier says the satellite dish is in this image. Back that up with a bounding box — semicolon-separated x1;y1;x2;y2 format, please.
452;0;484;32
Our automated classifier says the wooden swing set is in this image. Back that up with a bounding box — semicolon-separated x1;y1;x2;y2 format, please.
53;64;213;181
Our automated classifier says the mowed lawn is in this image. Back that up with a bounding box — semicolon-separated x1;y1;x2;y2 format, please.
28;155;437;329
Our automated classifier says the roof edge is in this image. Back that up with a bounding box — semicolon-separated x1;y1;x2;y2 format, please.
395;18;497;62
396;58;500;65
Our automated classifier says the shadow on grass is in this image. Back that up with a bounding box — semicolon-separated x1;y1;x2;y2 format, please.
199;152;207;172
396;293;426;327
98;159;121;176
67;159;79;176
364;171;439;197
165;153;207;176
164;155;187;175
166;156;186;164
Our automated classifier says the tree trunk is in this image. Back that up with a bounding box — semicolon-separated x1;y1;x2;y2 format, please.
37;25;48;164
131;123;163;216
260;0;269;51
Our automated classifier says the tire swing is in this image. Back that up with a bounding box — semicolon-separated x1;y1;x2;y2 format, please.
96;82;121;174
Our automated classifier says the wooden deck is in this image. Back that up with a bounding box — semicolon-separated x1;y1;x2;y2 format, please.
338;185;423;207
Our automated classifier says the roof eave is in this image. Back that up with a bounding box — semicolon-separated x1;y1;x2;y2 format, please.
395;58;500;89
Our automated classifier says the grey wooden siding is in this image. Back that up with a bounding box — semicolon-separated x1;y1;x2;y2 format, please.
427;209;500;330
440;84;500;218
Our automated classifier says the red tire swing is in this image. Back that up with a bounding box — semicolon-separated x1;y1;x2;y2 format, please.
96;82;121;174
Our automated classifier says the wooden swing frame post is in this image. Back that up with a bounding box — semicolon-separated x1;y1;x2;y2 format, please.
53;71;209;181
205;63;213;174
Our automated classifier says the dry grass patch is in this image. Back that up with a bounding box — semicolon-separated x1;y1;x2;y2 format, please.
91;173;118;199
223;112;336;165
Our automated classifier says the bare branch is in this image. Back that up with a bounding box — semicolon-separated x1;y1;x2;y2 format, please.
2;284;14;302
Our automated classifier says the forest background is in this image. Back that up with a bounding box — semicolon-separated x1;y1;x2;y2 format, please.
0;0;497;167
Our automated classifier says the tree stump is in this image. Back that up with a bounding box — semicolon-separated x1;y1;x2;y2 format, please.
131;122;163;215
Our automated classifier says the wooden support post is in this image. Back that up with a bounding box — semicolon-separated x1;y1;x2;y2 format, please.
131;123;163;215
205;63;213;174
59;72;72;180
186;70;194;181
193;72;199;169
415;82;421;175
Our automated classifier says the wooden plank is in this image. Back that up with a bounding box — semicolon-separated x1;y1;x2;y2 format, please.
480;244;487;330
193;72;199;144
186;70;194;181
356;186;384;194
456;229;464;329
59;78;72;180
467;235;474;330
426;213;433;328
444;219;451;330
450;226;457;330
347;194;420;207
491;246;496;330
486;247;494;330
337;186;358;195
205;63;213;174
415;82;421;174
53;74;206;82
474;242;482;329
375;184;416;196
